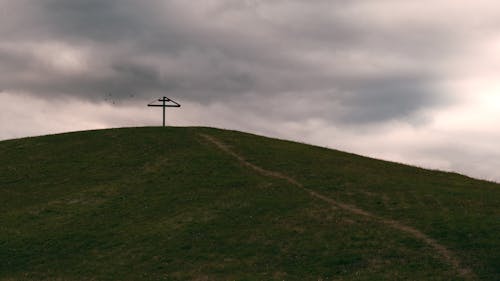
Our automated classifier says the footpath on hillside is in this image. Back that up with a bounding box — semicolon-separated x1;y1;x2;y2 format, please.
199;133;476;281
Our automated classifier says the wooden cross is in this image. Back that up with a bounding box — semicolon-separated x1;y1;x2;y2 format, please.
147;96;181;127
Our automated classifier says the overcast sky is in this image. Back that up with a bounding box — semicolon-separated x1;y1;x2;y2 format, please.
1;0;500;181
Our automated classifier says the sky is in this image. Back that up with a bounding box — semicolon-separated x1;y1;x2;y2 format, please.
1;0;500;181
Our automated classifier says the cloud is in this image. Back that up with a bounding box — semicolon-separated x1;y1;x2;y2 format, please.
1;0;461;122
1;0;500;180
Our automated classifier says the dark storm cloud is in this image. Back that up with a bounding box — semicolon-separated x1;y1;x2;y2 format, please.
41;0;159;42
335;75;446;123
0;0;464;124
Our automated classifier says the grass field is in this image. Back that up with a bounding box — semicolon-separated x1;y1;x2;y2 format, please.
1;127;499;280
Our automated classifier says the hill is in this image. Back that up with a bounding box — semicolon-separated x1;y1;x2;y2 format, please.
1;127;499;280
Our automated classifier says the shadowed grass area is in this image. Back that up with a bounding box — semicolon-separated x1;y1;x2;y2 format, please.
0;127;498;280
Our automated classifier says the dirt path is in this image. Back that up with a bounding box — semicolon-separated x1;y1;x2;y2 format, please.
199;133;475;280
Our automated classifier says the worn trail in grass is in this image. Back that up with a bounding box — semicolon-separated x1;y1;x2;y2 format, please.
199;133;475;280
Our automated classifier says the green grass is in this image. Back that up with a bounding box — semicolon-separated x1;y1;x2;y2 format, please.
0;127;498;280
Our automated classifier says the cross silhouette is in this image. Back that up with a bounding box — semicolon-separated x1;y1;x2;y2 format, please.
147;96;181;127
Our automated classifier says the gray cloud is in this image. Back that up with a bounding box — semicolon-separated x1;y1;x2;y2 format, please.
0;0;466;125
3;0;500;181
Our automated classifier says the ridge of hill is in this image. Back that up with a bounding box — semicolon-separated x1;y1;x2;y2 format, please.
1;127;499;280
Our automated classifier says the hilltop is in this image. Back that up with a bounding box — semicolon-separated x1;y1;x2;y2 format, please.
1;127;499;280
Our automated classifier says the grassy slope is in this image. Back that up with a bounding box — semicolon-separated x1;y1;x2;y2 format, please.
0;127;498;280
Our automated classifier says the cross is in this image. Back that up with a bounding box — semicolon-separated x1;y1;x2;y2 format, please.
147;96;181;127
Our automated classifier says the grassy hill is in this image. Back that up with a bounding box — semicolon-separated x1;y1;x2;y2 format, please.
1;127;499;281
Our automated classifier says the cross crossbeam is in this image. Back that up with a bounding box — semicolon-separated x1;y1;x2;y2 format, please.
147;96;181;127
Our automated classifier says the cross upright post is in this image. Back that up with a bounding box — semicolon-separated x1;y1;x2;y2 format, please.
147;96;181;127
162;97;166;127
